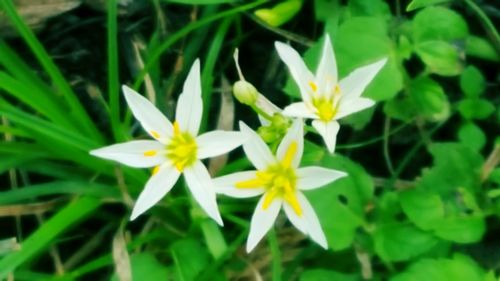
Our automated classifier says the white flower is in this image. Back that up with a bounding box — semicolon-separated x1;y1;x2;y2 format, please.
213;119;347;252
90;59;245;225
275;35;387;153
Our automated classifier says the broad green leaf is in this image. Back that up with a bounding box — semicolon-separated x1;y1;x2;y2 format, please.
314;0;340;22
458;122;486;151
347;0;390;18
163;0;238;3
465;36;500;62
406;0;453;11
415;41;462;76
374;223;438;261
335;17;403;101
398;35;413;60
307;154;373;250
0;197;101;279
374;192;438;261
300;269;361;281
254;0;302;27
412;7;468;42
460;66;485;98
409;76;450;121
171;239;211;281
400;143;486;243
391;254;489;281
111;253;168;281
458;98;495;120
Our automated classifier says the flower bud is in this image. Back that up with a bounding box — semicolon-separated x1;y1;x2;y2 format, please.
233;80;259;105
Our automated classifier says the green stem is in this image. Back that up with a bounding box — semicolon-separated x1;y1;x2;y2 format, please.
107;0;122;142
268;229;282;281
464;0;500;55
251;104;274;121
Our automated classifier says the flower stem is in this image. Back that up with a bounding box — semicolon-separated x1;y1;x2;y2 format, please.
267;228;282;281
250;104;273;121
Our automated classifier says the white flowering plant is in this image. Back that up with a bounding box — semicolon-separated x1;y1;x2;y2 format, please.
0;0;498;280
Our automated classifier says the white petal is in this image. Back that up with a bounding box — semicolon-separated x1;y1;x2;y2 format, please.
256;94;282;126
90;140;166;168
213;171;265;198
246;195;282;252
297;166;347;190
130;163;180;220
339;58;387;100
239;121;275;170
196;130;246;159
123;85;172;143
274;41;314;104
293;192;328;249
282;102;317;119
283;193;307;235
312;120;340;153
176;59;203;136
316;35;338;96
335;97;375;120
183;160;223;225
276;118;304;168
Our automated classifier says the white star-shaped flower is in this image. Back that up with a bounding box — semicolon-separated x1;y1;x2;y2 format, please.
275;35;387;153
90;59;245;225
213;119;346;252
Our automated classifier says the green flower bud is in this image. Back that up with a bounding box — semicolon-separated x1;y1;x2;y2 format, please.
233;80;259;105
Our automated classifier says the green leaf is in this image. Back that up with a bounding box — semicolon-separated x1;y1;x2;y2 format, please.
409;76;450;121
300;269;361;281
347;0;390;18
460;66;485;98
400;143;486;243
335;17;403;101
163;0;238;4
391;254;489;281
412;6;468;42
406;0;453;11
314;0;340;22
458;98;495;120
171;239;211;281
111;253;168;281
415;41;463;76
373;192;439;261
254;0;302;27
465;36;500;62
374;223;438;261
0;197;101;279
458;122;486;151
306;154;373;250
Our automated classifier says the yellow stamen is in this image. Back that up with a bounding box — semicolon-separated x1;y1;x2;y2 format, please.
334;84;341;94
284;191;302;216
167;121;197;172
309;81;318;93
143;150;157;157
235;178;265;188
281;142;297;168
150;130;160;139
152;165;160;175
263;189;279;210
313;97;336;121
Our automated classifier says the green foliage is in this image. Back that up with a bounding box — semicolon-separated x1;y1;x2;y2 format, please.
0;0;498;279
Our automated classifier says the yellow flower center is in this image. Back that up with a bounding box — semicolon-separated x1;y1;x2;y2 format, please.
235;141;302;216
166;121;197;172
310;84;341;122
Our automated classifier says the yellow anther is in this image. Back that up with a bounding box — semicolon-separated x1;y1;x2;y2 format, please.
143;150;157;157
262;189;279;210
236;178;264;188
334;84;341;95
173;121;181;135
150;130;160;139
309;81;318;93
152;165;160;175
